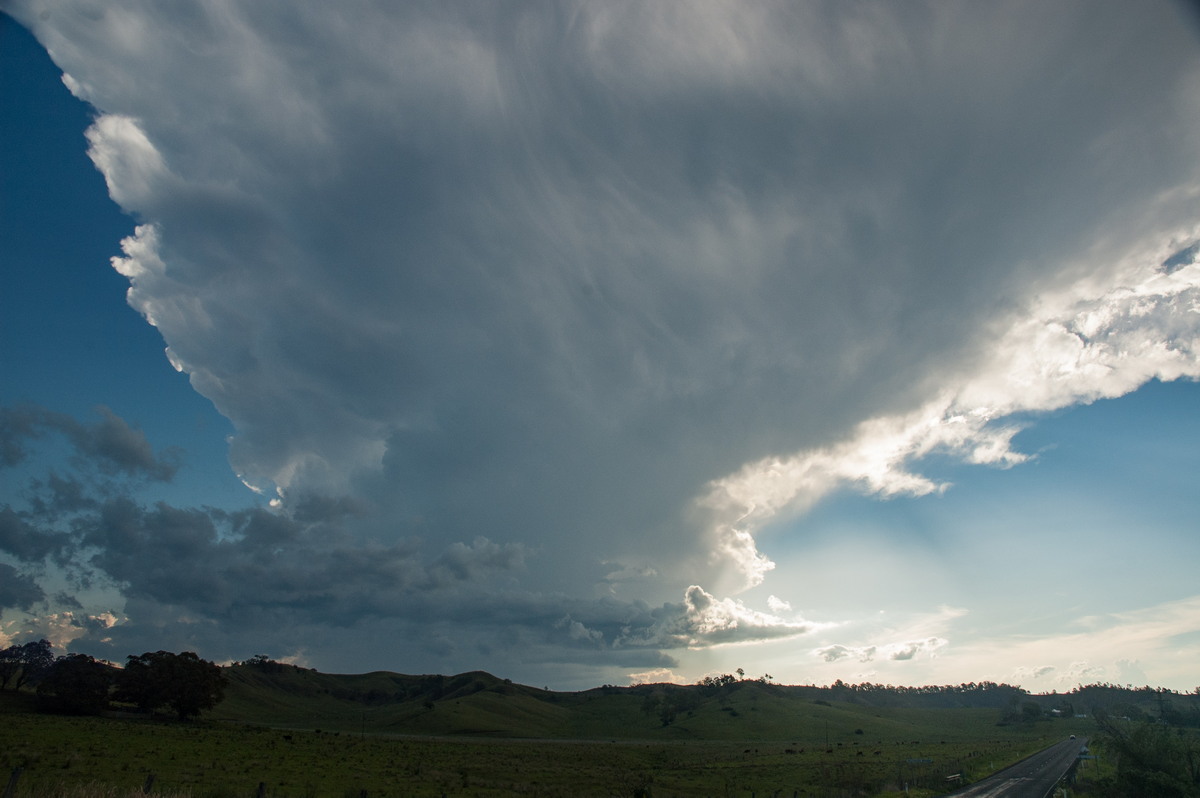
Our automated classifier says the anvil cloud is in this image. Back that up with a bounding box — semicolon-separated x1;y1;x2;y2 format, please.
2;0;1199;690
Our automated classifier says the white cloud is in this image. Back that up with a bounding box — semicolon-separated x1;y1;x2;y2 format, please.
816;644;874;664
83;115;167;211
1116;660;1150;686
702;240;1200;570
766;595;791;613
886;638;947;662
679;585;808;647
614;585;823;652
0;611;119;652
1061;662;1108;687
1013;665;1057;682
627;667;686;686
812;605;963;666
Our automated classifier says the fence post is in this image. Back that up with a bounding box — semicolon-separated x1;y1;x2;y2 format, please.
2;767;22;798
257;782;267;798
142;773;156;794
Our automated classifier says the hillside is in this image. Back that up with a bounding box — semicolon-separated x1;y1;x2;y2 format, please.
6;662;1193;796
210;661;1115;743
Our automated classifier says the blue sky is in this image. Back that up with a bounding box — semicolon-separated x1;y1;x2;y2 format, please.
2;2;1199;692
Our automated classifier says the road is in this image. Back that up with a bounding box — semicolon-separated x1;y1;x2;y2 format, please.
944;737;1086;798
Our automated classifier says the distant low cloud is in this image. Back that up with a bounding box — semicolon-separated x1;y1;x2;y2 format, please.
0;610;118;650
628;667;685;686
887;638;947;662
1012;665;1057;682
1063;662;1108;685
816;644;869;664
816;637;946;664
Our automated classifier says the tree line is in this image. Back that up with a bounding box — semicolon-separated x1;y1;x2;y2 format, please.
0;640;225;719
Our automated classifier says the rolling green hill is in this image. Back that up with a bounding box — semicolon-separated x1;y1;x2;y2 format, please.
5;663;1146;797
209;662;1095;745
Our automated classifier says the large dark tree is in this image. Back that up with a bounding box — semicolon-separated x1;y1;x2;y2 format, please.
0;639;55;691
36;654;112;715
115;650;227;720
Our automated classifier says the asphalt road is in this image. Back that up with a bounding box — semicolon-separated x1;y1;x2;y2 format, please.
944;737;1087;798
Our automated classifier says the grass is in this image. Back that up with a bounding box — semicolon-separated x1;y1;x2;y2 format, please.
1;677;1094;798
0;786;192;798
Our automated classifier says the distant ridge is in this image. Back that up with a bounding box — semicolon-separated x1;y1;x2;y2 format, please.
209;660;1195;740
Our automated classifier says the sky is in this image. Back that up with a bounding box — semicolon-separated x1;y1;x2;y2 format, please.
1;1;1199;693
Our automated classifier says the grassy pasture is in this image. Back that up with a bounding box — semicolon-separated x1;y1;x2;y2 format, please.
1;682;1092;798
208;666;1092;745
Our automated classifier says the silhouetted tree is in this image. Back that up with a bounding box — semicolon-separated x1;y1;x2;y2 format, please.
36;654;112;715
697;673;738;691
242;654;285;673
0;639;55;690
115;650;227;720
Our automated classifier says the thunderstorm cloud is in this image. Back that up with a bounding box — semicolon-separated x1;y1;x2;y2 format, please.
2;0;1199;686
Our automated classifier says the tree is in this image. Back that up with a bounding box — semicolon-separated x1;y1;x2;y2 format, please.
0;646;22;690
1095;711;1200;796
115;650;227;720
243;654;283;672
0;639;55;691
697;673;738;691
36;654;112;715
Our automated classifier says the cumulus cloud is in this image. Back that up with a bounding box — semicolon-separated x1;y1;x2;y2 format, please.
1063;662;1108;686
816;644;869;664
4;0;1200;682
0;405;178;482
812;605;964;669
0;407;815;672
0;506;71;563
676;585;816;647
816;638;947;664
0;610;118;650
1116;660;1150;686
0;564;44;611
767;596;791;613
887;638;947;662
628;667;686;686
72;497;536;626
1013;665;1057;683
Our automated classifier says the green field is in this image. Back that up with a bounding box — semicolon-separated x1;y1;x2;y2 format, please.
0;667;1096;798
